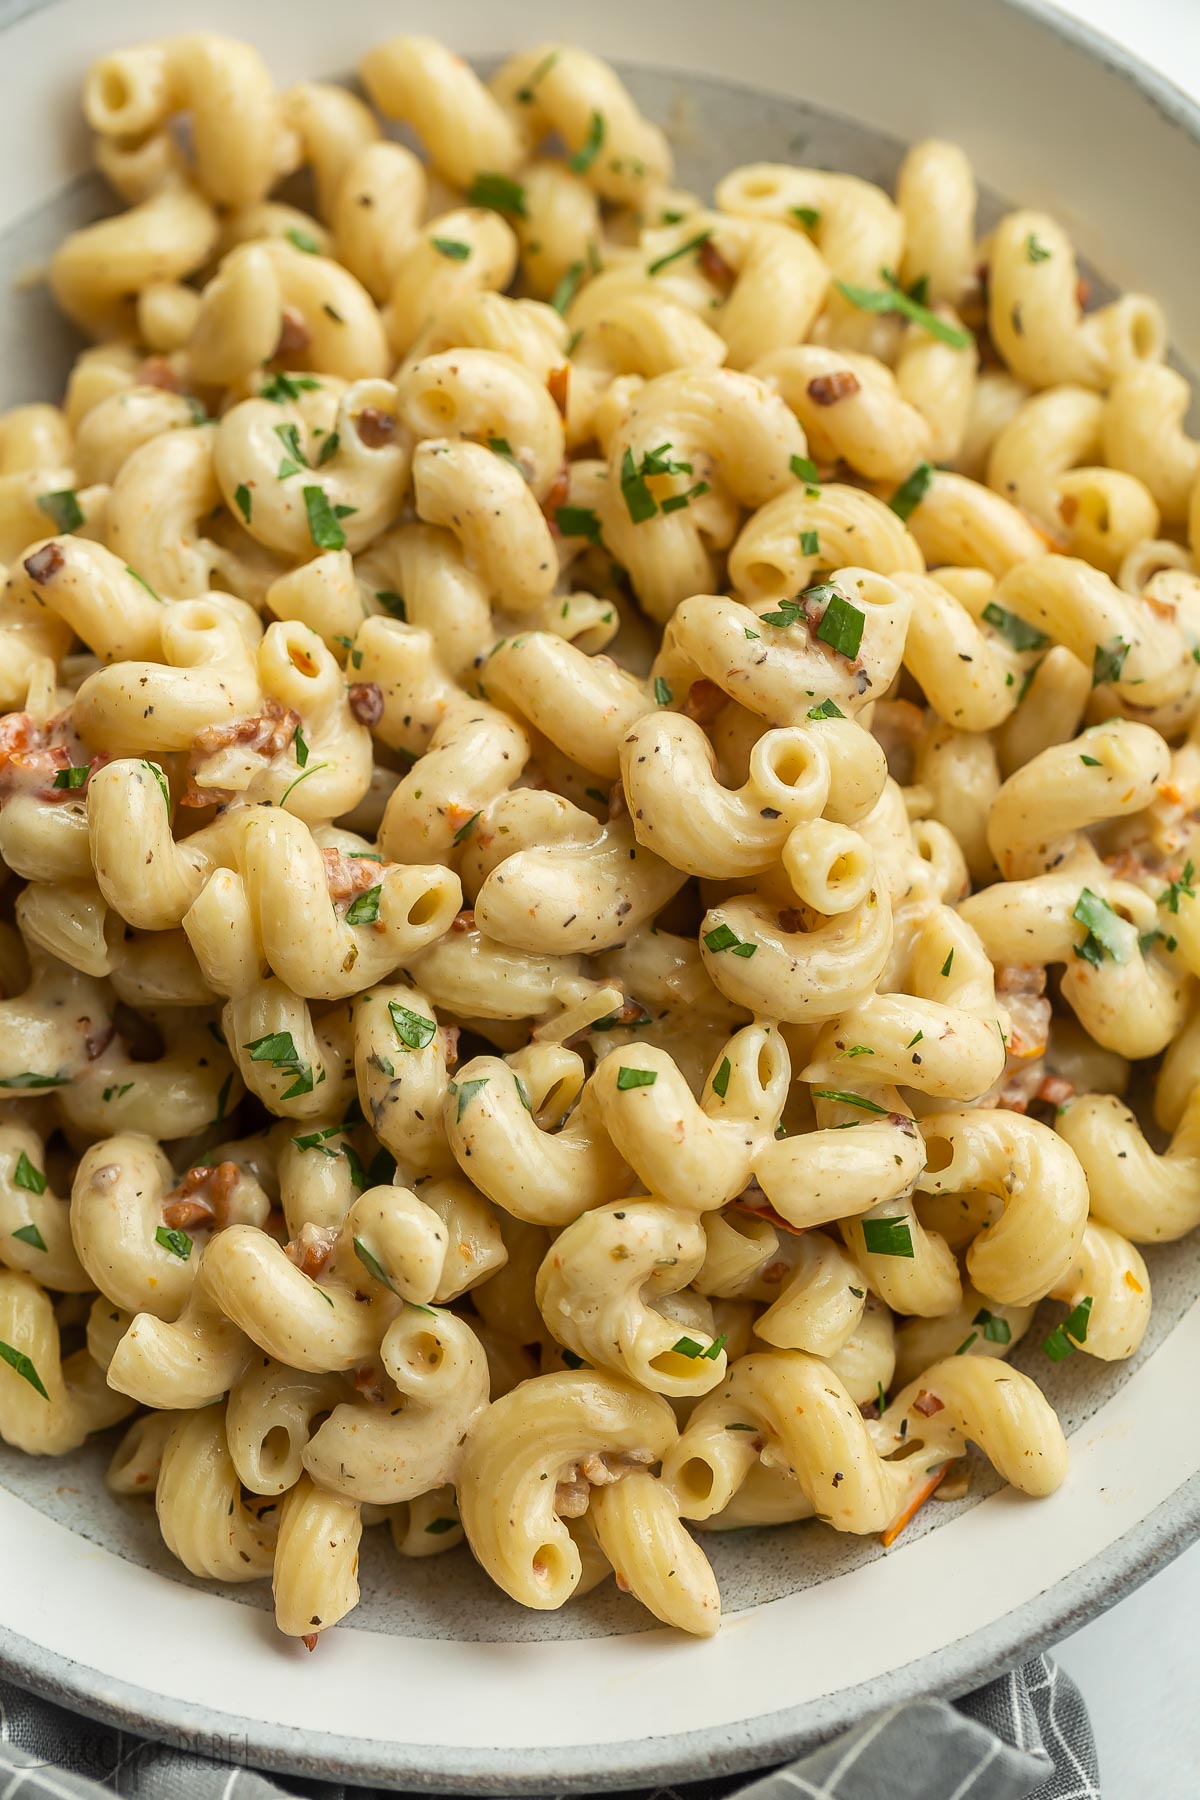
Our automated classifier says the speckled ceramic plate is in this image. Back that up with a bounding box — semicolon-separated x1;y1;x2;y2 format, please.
1;0;1198;1790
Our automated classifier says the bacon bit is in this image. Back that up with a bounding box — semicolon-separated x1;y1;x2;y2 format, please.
760;1259;790;1285
285;1222;339;1279
1124;1269;1145;1295
322;846;385;901
881;1464;949;1548
162;1160;241;1231
24;543;65;584
191;697;300;762
445;802;479;839
301;1633;319;1652
1058;493;1080;527
546;365;570;419
1037;1074;1075;1107
348;681;384;727
1143;591;1178;623
731;1191;807;1237
807;370;861;406
683;678;725;727
450;908;475;933
543;463;570;517
698;236;736;291
135;355;183;393
84;1023;115;1061
913;1390;944;1418
354;407;396;448
777;907;803;934
275;307;311;358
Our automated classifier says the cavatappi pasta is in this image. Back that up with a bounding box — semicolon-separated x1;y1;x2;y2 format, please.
0;28;1194;1647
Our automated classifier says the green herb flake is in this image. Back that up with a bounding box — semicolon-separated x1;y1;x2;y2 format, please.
1026;233;1052;263
155;1224;192;1261
1079;753;1102;767
620;446;658;524
12;1223;47;1252
1043;1295;1093;1362
453;1076;491;1122
647;230;712;277
1092;637;1130;687
671;1335;705;1358
37;489;84;533
453;810;481;846
425;1515;459;1535
1072;888;1129;967
0;1340;48;1399
799;529;821;556
388;1002;437;1051
51;766;89;791
568;111;606;174
860;1217;915;1258
346;885;381;925
303;485;346;551
845;1045;874;1058
274;421;308;470
654;676;672;706
550;261;584;315
125;566;160;601
467;172;528;217
712;1056;732;1100
941;949;955;978
286;227;321;254
807;697;843;720
703;923;757;958
140;760;171;813
888;461;934;521
13;1152;46;1195
260;373;321;403
791;205;820;230
973;1307;1012;1345
834;275;972;347
516;48;560;102
790;453;821;493
815;592;865;661
955;1332;978;1355
1158;861;1195;914
233;483;252;524
616;1066;657;1091
293;724;310;769
555;505;603;546
376;589;407;620
353;1236;397;1295
981;601;1049;653
0;1072;70;1089
432;237;471;261
811;1089;889;1115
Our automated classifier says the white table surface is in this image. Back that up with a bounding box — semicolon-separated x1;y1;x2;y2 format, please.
1031;16;1200;1794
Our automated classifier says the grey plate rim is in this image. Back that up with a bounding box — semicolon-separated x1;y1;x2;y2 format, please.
1;0;1199;1789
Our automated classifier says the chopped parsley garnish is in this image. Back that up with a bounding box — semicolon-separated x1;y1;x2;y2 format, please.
799;529;820;555
103;1083;134;1102
834;274;972;347
242;1030;319;1101
346;885;381;925
293;724;310;769
516;49;560;102
376;589;406;620
432;237;471;261
37;489;83;533
647;230;712;277
811;1089;889;1115
981;602;1050;653
846;1045;874;1058
615;1066;657;1091
1072;888;1129;966
261;373;321;403
141;760;171;812
303;485;347;551
1026;233;1052;263
791;205;820;230
453;810;481;845
125;566;160;601
1043;1296;1093;1361
790;454;820;493
654;676;672;706
292;1124;349;1155
555;505;603;546
12;1223;46;1252
1080;753;1101;767
712;1057;732;1099
568;111;605;174
807;697;844;720
860;1217;915;1258
52;766;89;790
0;1341;48;1400
550;262;584;315
1159;862;1196;914
955;1333;977;1355
234;483;252;523
467;173;528;217
353;1236;397;1294
286;227;321;254
619;445;700;524
425;1516;459;1535
1092;637;1130;687
703;923;757;958
388;1002;437;1051
888;461;934;521
155;1225;192;1261
450;1076;490;1121
317;432;339;467
760;596;805;629
13;1153;46;1195
815;592;865;661
973;1307;1012;1345
0;1073;70;1089
941;949;955;978
906;1031;924;1048
672;1334;725;1360
274;421;308;471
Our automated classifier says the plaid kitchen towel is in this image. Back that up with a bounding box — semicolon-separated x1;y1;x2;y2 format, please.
0;1655;1099;1799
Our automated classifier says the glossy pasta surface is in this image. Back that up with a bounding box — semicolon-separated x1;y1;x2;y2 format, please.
1;29;1196;1646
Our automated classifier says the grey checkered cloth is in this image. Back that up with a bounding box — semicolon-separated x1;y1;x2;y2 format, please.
0;1655;1098;1799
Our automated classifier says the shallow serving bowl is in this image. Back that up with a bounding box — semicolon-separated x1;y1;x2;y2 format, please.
0;0;1198;1789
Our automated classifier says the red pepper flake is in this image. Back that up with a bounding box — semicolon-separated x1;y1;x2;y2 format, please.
1037;1074;1075;1107
806;370;861;406
546;365;570;419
